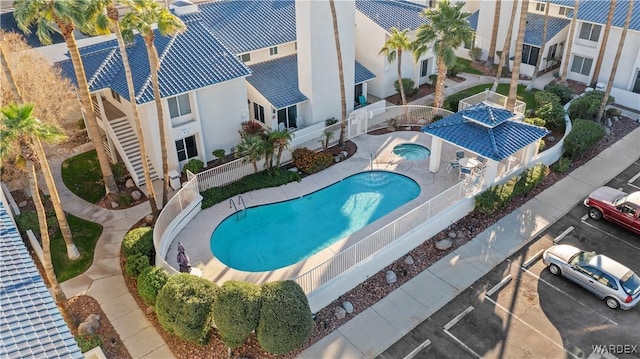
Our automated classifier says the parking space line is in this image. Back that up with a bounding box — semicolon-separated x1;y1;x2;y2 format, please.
442;306;482;358
486;275;512;296
483;295;582;359
579;220;640;252
520;267;618;326
443;329;482;359
553;226;574;243
402;339;432;359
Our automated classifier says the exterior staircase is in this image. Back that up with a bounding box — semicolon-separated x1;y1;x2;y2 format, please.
109;117;159;187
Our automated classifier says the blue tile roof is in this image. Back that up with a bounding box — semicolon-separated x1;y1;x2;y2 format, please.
247;55;376;109
460;103;516;128
524;12;571;46
356;0;429;32
0;203;83;359
468;10;479;31
57;18;251;104
421;107;549;161
575;0;640;32
184;0;297;54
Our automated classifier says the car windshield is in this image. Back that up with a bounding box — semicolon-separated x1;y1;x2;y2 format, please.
613;194;627;206
621;272;640;295
569;251;596;266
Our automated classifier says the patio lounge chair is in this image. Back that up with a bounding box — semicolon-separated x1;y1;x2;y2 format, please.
459;166;472;179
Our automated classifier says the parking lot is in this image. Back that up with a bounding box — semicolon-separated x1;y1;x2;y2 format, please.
379;162;640;359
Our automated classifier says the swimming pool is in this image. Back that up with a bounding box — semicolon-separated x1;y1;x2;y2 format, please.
210;171;420;272
392;143;431;160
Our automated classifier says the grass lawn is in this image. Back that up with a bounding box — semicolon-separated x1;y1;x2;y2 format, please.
61;149;105;203
455;58;483;75
451;82;539;110
52;213;103;282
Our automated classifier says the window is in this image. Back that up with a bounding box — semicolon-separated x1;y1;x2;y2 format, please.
463;34;476;49
420;59;429;77
633;70;640;94
110;89;121;103
571;55;593;75
253;103;265;123
277;105;297;129
521;44;539;66
578;23;601;42
559;6;569;16
547;44;558;61
175;135;198;163
238;53;250;62
270;46;278;56
168;94;191;119
536;2;545;12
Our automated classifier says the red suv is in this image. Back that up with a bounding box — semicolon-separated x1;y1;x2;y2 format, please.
584;187;640;235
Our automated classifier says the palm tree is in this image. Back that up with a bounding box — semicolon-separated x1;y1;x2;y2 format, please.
414;0;474;109
491;0;519;91
487;0;501;66
235;135;266;173
328;0;348;148
526;0;550;91
93;0;160;220
560;0;580;84
120;0;186;207
1;44;80;260
506;0;529;111
13;0;119;195
590;0;617;87
0;103;76;331
269;129;294;168
379;27;412;105
596;0;634;123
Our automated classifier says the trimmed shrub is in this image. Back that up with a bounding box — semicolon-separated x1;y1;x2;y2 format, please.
111;162;128;185
468;47;483;62
75;334;102;353
156;274;218;343
394;78;418;98
552;156;571;173
122;227;154;259
117;192;133;206
563;119;605;159
534;102;565;131
513;164;549;197
213;281;262;349
568;91;613;121
240;120;264;136
325;118;339;127
544;83;574;105
137;266;170;306
605;107;621;118
212;149;226;162
534;91;560;107
256;281;313;355
125;253;151;278
182;158;205;175
292;147;333;175
15;210;39;235
523;117;546;127
443;90;474;112
447;63;463;77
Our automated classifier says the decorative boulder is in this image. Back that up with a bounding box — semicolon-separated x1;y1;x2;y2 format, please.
131;191;142;201
125;179;135;188
334;306;346;320
78;314;101;335
436;239;452;250
111;201;120;209
448;231;457;239
342;301;354;314
385;270;397;284
404;255;414;265
144;214;154;224
334;156;341;163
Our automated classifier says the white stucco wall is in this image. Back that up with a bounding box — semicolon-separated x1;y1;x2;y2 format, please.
240;42;297;65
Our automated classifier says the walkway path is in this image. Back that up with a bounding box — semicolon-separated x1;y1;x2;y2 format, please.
51;144;174;359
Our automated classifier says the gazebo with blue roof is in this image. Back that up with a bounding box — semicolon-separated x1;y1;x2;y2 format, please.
422;94;549;185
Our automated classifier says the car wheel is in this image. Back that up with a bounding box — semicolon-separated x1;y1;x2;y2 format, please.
549;264;561;275
605;297;619;310
589;208;603;220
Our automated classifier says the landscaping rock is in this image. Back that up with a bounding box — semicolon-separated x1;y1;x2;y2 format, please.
385;270;397;284
18;201;27;208
110;201;119;209
448;231;457;239
404;255;414;265
131;191;142;201
342;301;354;314
288;167;298;172
144;214;154;224
334;306;346;320
607;118;612;127
334;156;341;163
605;127;612;136
125;179;135;188
436;239;452;250
78;314;101;335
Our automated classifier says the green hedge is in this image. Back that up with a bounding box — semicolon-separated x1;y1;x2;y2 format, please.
122;227;154;259
563;119;606;159
443;90;474;112
475;164;549;215
156;274;218;343
137;266;170;306
212;281;263;349
182;158;204;175
125;253;151;278
568;91;613;121
544;83;574;105
534;91;560;107
256;281;313;355
201;168;300;209
534;101;565;132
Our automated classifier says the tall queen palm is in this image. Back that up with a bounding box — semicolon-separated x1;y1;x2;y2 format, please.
0;103;76;331
0;46;80;260
121;0;186;207
13;0;119;195
380;27;412;106
328;0;348;148
414;0;474;109
506;0;529;111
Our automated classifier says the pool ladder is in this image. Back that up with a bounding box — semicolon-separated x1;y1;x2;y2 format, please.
229;195;247;220
369;152;378;170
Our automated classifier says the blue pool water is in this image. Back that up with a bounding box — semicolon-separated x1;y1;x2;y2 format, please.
210;171;420;272
392;143;431;160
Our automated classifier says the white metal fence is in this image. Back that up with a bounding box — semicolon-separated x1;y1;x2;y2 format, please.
459;89;527;115
295;181;469;294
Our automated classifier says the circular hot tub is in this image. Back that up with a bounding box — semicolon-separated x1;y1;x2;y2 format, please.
392;143;431;160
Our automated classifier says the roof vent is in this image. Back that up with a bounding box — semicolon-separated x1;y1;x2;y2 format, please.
170;0;199;16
